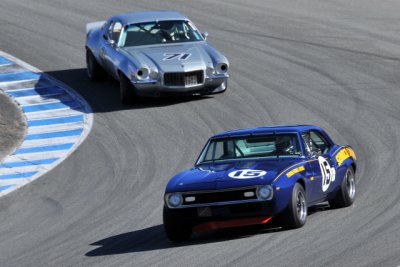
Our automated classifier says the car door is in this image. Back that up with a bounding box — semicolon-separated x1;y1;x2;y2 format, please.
100;21;122;77
302;130;335;202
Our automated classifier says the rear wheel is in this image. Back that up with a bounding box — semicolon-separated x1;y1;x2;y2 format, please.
281;183;307;229
120;73;137;105
163;206;192;242
86;49;106;81
329;166;356;208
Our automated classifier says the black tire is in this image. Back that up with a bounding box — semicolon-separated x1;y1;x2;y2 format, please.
329;166;356;208
163;206;192;242
281;183;307;229
86;49;106;81
119;73;137;105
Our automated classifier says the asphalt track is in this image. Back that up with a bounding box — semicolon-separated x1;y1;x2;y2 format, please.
0;0;400;266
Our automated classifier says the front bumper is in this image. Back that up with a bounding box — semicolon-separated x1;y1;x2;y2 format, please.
131;73;228;97
165;201;276;226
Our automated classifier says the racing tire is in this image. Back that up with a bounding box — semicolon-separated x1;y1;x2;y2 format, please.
163;206;192;242
120;73;137;105
329;166;356;208
281;183;307;229
86;49;106;81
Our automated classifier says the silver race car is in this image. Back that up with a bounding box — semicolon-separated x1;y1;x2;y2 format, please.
85;11;230;104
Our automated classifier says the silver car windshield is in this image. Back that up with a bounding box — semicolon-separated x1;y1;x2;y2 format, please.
197;134;303;164
119;20;203;47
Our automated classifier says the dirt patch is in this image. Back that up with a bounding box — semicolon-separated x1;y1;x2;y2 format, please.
0;90;27;162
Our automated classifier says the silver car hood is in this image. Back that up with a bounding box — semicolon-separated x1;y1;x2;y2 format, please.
122;42;213;72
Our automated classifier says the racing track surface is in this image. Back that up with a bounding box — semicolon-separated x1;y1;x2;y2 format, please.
0;0;400;266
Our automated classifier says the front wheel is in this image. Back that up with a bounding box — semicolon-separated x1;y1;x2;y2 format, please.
329;166;356;208
86;49;106;81
163;206;192;242
281;183;307;229
120;73;137;105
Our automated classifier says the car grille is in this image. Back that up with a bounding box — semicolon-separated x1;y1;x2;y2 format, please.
164;70;204;86
182;187;258;206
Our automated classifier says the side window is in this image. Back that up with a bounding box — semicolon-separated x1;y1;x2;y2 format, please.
106;21;114;40
107;21;122;43
302;133;313;157
203;142;214;162
302;132;325;157
309;131;331;154
214;141;224;159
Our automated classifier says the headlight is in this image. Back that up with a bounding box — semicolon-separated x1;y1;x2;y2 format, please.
206;66;215;76
166;193;183;208
215;63;228;74
149;70;159;80
136;67;150;80
257;185;273;200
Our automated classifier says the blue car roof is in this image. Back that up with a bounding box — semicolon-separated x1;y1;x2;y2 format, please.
111;11;188;25
211;125;322;139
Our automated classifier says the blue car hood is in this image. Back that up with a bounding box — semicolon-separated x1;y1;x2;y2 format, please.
166;158;304;193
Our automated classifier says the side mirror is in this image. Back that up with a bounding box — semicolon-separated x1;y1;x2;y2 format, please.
108;39;115;46
202;32;209;40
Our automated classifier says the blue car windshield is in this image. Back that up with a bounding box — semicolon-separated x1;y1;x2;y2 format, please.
197;134;303;164
119;20;203;47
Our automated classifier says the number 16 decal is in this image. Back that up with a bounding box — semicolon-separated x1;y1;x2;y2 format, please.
163;53;191;60
318;156;336;192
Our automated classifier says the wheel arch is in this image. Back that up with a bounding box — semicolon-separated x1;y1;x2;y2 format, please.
350;162;357;173
296;177;306;191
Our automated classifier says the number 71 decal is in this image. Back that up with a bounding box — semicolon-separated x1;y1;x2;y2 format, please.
163;53;191;60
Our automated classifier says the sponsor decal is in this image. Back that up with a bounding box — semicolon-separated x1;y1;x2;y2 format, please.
318;156;336;192
228;169;266;179
163;53;191;60
286;166;305;178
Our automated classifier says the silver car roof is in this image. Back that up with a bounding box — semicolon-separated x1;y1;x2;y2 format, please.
110;10;188;25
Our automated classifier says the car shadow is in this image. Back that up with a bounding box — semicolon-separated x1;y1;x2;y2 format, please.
85;223;282;257
85;203;333;257
308;202;330;215
45;68;211;113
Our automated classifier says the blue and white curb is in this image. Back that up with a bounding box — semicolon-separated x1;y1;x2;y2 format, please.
0;51;93;197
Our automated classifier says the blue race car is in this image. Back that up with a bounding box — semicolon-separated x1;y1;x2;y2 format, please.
163;125;357;241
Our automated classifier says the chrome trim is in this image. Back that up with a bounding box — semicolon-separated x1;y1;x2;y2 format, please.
162;69;205;88
132;79;159;84
207;73;229;79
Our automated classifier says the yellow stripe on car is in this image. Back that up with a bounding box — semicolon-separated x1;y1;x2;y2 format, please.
286;166;306;178
345;147;357;160
335;147;357;166
273;160;317;183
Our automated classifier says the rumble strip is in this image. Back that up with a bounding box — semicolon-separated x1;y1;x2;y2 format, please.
0;51;93;197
